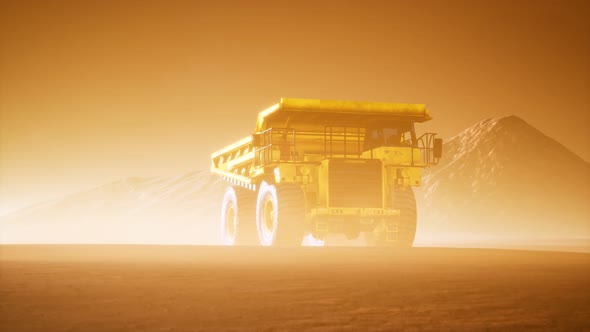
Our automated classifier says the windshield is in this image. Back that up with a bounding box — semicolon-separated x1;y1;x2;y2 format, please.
364;122;415;150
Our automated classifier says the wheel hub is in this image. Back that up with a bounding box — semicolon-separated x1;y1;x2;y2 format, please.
263;195;275;233
225;204;236;239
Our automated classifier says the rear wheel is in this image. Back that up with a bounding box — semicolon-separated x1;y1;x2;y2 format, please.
365;186;417;247
256;181;305;246
220;186;257;245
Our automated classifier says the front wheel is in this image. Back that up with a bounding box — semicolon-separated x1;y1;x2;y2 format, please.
256;181;305;246
220;186;257;245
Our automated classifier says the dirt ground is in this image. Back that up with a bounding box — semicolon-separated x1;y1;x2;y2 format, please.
1;245;589;331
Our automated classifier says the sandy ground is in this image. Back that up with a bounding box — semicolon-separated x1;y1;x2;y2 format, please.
1;245;589;331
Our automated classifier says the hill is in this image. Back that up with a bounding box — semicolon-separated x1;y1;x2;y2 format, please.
415;116;590;249
0;171;224;244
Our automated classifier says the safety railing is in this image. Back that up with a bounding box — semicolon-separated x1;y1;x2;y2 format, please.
254;127;299;167
253;127;439;167
414;132;440;166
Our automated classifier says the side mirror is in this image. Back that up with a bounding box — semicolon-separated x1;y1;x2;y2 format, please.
433;138;443;159
251;134;261;148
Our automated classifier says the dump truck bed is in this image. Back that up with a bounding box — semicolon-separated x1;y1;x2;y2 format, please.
256;98;431;132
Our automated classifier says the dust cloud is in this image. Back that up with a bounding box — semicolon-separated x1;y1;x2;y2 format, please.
1;116;588;252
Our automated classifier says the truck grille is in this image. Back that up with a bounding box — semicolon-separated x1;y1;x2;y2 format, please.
328;160;382;208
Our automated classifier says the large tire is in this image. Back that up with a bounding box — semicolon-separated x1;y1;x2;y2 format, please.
220;186;257;246
256;181;305;246
365;186;417;247
395;185;418;246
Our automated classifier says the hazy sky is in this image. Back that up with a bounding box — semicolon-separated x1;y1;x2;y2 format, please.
1;0;589;214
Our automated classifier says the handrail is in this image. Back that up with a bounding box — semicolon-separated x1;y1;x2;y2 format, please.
252;127;439;168
414;132;440;166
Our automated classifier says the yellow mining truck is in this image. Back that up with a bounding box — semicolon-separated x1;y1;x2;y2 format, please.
211;98;442;246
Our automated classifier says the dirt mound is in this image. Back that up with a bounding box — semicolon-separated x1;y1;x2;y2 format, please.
0;171;225;244
415;115;590;246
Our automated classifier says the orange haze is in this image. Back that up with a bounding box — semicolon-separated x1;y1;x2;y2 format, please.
1;0;589;214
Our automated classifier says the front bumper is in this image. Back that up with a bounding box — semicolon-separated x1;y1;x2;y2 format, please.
309;207;400;219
